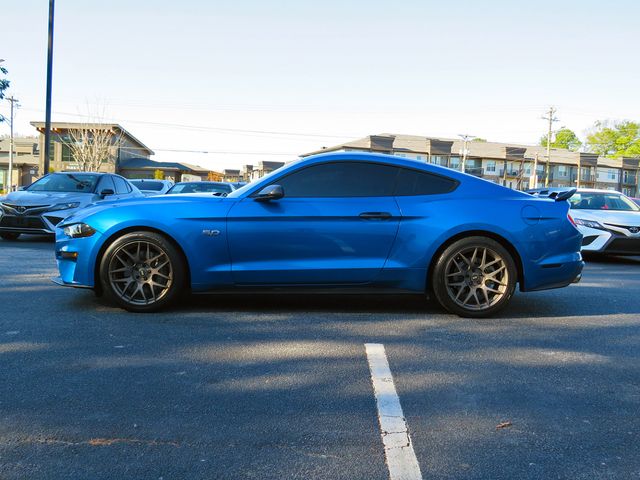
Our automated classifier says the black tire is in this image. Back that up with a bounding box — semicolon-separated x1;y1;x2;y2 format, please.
99;231;186;312
431;236;517;318
0;232;20;241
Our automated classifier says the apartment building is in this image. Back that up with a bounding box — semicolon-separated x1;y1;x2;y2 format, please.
302;134;640;196
0;136;40;191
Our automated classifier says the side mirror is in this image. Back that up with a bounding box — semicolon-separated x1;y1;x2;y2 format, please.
255;185;284;202
100;189;115;198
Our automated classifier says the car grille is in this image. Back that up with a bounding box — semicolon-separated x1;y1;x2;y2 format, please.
605;238;640;254
604;223;640;235
45;216;65;226
1;203;51;215
0;215;47;229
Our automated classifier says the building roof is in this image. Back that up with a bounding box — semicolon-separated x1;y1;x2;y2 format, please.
301;133;639;169
30;122;155;156
118;157;209;173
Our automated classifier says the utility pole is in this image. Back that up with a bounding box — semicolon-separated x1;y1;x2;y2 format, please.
6;96;20;192
458;134;475;173
43;0;55;175
541;106;559;187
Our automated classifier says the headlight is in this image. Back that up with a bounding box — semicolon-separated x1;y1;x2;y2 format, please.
573;218;606;230
49;202;80;212
63;223;96;238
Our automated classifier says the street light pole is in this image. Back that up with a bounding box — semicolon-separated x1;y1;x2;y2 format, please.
43;0;55;175
6;96;19;192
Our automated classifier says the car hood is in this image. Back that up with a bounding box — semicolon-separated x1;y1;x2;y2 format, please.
571;209;640;226
1;190;96;206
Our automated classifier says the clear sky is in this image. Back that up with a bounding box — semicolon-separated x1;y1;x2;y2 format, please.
1;0;639;170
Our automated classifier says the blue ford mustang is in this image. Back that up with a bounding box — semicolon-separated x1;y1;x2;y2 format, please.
53;152;583;317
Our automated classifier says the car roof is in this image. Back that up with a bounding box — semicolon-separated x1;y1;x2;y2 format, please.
174;181;226;185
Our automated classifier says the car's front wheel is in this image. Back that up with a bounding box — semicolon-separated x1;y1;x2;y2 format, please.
99;231;186;312
432;236;517;318
0;232;21;241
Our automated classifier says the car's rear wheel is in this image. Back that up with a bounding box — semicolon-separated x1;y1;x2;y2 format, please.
0;232;20;241
99;231;186;312
432;236;517;318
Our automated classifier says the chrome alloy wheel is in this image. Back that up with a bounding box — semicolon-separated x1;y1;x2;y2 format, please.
108;241;173;305
444;246;509;311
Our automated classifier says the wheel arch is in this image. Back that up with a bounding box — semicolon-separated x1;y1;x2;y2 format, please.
426;229;525;293
93;226;192;295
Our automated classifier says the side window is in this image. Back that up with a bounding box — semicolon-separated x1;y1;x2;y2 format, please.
274;162;398;197
394;168;458;196
97;175;116;193
113;176;130;194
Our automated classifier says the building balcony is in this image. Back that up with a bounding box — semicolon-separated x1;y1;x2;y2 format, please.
464;167;484;177
499;169;521;177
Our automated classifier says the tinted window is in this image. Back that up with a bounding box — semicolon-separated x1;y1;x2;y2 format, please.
113;176;131;194
168;182;231;194
130;180;165;191
274;162;398;197
27;173;99;193
394;168;457;196
97;175;116;193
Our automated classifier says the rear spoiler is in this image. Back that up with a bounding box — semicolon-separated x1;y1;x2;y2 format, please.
527;188;576;202
548;188;576;201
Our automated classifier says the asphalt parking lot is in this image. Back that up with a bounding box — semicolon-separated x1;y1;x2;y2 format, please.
1;237;639;480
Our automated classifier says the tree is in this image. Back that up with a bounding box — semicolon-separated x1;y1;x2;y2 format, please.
0;62;9;123
154;169;164;180
540;127;582;151
585;120;640;158
207;171;223;181
472;138;487;143
61;125;123;172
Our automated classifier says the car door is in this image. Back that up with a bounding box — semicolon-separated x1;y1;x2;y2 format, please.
226;161;402;285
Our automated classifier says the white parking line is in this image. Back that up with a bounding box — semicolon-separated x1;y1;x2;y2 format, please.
365;343;423;480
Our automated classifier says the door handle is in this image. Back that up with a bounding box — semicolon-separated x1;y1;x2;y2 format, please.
359;211;392;220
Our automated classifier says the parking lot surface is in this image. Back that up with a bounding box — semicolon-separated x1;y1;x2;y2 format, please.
1;237;639;479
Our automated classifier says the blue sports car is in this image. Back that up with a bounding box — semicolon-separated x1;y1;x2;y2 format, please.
53;152;583;317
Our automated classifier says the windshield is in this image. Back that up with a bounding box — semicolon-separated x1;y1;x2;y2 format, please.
26;173;99;193
130;180;166;191
569;192;640;212
168;182;232;194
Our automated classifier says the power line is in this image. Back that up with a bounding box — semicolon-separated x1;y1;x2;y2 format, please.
18;107;355;140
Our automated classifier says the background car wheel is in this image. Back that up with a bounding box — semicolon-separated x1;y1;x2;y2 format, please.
432;236;517;318
99;231;186;312
0;232;20;241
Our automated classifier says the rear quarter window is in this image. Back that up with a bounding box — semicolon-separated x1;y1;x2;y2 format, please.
394;168;458;196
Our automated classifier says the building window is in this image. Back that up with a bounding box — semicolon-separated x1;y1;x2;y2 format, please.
558;165;568;177
450;156;460;170
486;161;496;172
61;144;74;162
608;169;617;180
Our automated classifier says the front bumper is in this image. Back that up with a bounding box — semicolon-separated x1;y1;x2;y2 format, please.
54;226;104;289
0;207;80;235
51;275;93;289
579;225;640;255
